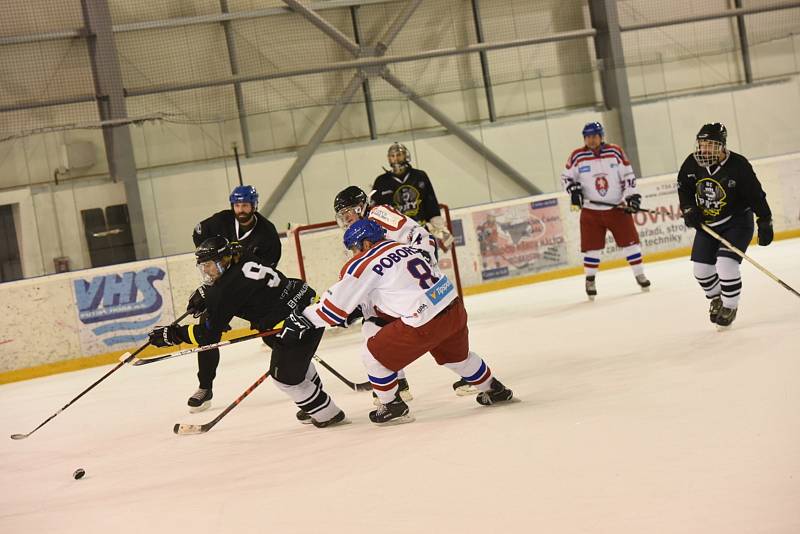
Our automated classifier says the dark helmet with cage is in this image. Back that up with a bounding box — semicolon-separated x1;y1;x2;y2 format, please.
343;219;386;254
387;142;411;176
334;185;370;229
229;185;259;210
694;123;727;167
195;236;234;285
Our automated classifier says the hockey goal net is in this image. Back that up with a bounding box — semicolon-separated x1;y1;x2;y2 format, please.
288;204;463;299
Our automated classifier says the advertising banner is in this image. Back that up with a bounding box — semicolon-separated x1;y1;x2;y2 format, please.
472;198;568;281
72;261;175;356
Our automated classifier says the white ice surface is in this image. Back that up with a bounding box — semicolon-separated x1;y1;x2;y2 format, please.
2;239;799;534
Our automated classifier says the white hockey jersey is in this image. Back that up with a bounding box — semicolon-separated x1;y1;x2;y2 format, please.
367;204;438;266
561;143;638;210
303;239;457;329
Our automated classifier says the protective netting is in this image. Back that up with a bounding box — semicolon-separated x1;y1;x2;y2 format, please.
1;0;799;147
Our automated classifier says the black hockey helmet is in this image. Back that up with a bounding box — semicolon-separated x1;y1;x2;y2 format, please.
696;123;727;145
195;236;234;284
334;186;370;229
694;122;727;166
195;236;233;264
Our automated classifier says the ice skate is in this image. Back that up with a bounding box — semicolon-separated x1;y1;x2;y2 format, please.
296;409;312;424
635;273;651;292
452;378;479;396
708;296;723;324
476;378;514;406
369;395;414;426
715;306;737;330
585;276;597;301
372;377;413;406
312;410;348;428
187;388;212;413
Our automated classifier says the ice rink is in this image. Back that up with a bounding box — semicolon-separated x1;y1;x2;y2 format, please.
1;239;799;534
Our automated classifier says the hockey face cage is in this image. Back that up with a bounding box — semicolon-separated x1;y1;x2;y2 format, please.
694;139;725;167
197;259;228;285
335;202;368;229
387;143;411;175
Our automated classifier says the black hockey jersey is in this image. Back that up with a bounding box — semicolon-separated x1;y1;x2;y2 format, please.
193;210;281;267
202;252;314;337
677;151;771;226
371;168;441;224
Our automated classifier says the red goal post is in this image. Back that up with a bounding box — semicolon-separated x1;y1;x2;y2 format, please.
290;204;463;298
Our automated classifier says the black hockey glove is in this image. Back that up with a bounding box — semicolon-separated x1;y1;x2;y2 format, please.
757;217;773;246
277;311;316;342
340;306;364;328
566;182;583;208
624;194;641;213
681;206;703;229
148;325;183;348
186;285;209;318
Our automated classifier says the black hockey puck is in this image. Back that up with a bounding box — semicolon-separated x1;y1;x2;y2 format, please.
73;468;85;480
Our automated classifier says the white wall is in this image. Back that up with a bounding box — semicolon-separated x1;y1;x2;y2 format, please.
4;74;800;277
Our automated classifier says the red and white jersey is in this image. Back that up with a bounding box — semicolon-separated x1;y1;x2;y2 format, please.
561;143;637;209
367;204;438;265
303;239;457;329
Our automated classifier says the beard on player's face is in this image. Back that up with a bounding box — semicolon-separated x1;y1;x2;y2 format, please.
233;203;255;224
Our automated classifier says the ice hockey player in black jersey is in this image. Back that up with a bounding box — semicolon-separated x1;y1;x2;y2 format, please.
192;185;281;267
371;142;454;250
189;185;282;406
677;123;773;329
148;236;345;427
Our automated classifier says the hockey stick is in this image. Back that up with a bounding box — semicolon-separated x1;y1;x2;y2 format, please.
313;355;372;391
174;371;271;435
10;311;191;440
232;142;243;186
588;199;656;214
701;223;800;299
130;329;280;366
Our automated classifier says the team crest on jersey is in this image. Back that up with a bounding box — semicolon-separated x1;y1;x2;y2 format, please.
594;175;609;197
695;178;727;216
393;184;422;218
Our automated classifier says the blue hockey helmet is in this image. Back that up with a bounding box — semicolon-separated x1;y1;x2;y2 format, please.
229;185;259;209
582;121;604;138
343;219;386;252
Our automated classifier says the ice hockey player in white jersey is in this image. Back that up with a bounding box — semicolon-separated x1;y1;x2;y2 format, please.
276;219;514;425
561;121;651;299
333;186;476;397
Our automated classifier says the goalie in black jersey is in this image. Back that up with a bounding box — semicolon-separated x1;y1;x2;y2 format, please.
677;123;773;329
147;236;345;428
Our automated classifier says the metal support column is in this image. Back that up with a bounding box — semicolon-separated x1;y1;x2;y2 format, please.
734;0;753;84
588;0;641;178
262;72;366;216
80;0;148;259
351;6;377;139
382;71;540;195
471;0;496;122
283;0;361;56
220;0;253;156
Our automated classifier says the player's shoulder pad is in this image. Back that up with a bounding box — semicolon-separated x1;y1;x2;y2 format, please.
368;205;407;232
601;143;629;164
566;146;592;168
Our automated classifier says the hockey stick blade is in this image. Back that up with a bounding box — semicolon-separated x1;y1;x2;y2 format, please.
10;433;29;440
355;381;373;391
173;423;205;435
